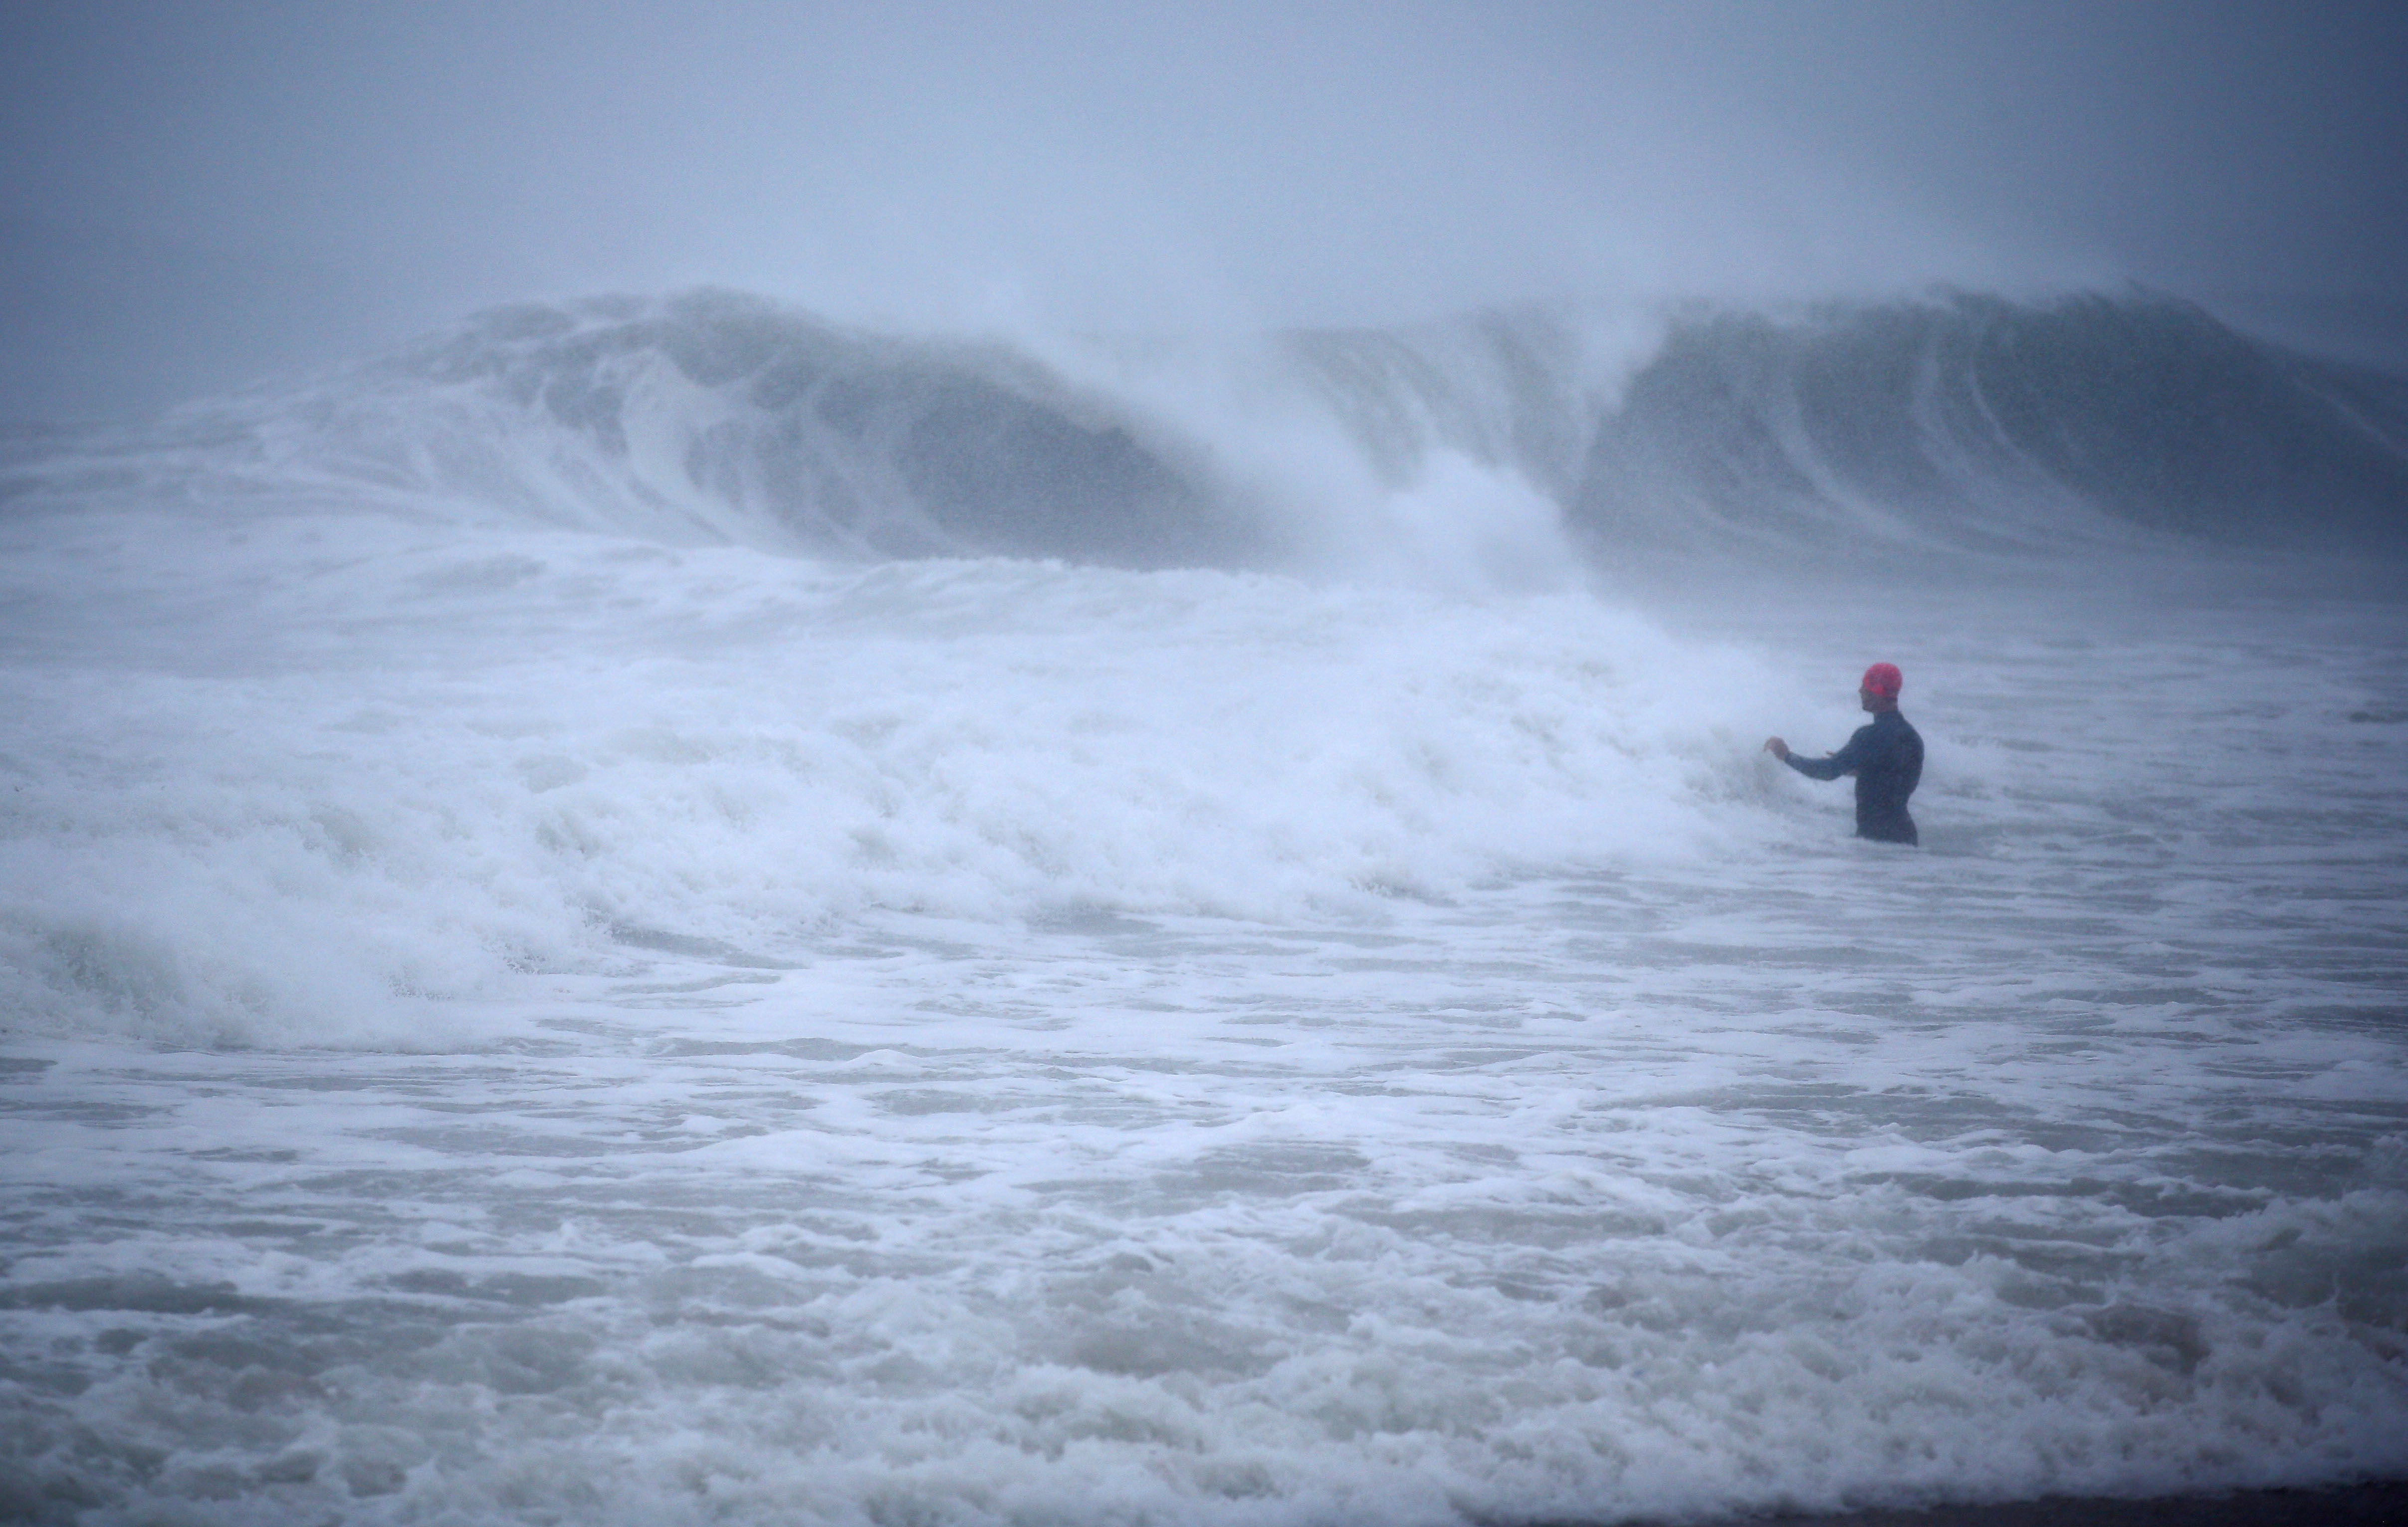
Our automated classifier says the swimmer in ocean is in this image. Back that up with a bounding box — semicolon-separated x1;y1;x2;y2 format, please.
1763;662;1923;845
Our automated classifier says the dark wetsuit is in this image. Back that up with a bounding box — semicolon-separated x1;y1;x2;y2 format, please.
1783;709;1923;845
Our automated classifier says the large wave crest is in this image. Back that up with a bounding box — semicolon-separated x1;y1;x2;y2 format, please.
8;288;2404;568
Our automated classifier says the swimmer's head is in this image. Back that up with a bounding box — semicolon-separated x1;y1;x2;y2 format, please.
1860;662;1903;709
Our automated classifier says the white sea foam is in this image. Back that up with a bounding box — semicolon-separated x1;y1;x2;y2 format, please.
0;499;1799;1049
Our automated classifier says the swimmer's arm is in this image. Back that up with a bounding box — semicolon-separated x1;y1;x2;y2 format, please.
1774;724;1873;781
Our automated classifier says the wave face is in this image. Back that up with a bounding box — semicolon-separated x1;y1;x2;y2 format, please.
1573;293;2408;552
333;291;1260;568
14;288;2401;570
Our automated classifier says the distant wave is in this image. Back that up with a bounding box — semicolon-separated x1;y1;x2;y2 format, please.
10;288;2404;566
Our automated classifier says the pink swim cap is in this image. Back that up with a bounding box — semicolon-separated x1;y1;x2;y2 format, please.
1861;662;1903;699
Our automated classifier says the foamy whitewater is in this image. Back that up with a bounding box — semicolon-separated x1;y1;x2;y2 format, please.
1;291;2405;1526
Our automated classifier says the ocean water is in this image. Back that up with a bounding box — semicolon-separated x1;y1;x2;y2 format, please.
1;293;2405;1525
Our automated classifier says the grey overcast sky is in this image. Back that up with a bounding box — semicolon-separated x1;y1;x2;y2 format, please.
4;0;2404;419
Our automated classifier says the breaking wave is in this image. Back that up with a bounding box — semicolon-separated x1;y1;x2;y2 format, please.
6;287;2405;572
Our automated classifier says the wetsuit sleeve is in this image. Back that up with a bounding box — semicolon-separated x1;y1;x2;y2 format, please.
1782;724;1873;781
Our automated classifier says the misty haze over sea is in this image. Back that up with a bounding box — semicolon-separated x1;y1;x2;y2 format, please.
3;5;2405;1525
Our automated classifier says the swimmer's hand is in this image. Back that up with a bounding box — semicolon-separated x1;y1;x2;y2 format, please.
1763;737;1789;761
